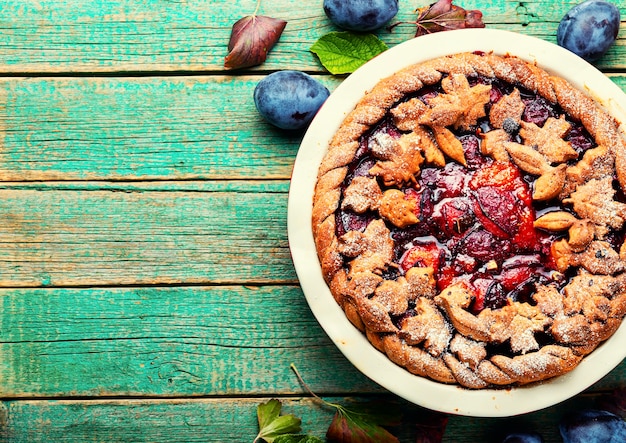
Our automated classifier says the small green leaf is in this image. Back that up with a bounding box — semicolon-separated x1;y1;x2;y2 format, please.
258;399;283;430
274;435;324;443
255;402;302;443
310;32;388;75
259;415;303;442
255;399;302;443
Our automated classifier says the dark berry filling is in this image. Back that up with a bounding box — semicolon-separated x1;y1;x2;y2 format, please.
391;150;559;313
336;76;600;313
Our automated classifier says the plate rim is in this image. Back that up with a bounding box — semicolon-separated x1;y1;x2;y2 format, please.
288;28;626;417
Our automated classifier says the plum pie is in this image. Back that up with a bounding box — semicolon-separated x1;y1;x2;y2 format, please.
312;51;626;388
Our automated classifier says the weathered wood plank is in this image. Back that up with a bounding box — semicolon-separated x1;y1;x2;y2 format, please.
0;0;623;73
0;282;624;399
0;285;381;397
0;75;624;182
0;183;297;286
0;76;340;181
0;394;616;443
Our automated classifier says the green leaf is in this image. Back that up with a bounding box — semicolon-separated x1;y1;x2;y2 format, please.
274;435;324;443
255;399;302;443
310;32;388;75
259;415;303;442
258;399;283;430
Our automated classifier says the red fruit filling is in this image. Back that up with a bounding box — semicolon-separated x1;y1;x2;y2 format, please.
336;76;600;313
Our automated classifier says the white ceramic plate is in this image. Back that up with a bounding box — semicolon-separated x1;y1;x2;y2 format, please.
287;28;626;417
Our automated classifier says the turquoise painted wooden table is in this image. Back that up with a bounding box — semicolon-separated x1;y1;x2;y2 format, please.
0;1;625;442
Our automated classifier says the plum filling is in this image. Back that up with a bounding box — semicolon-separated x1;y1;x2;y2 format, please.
336;76;599;314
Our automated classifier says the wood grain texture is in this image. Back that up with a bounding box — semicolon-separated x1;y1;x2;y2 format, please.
0;76;340;181
0;75;623;182
0;182;297;286
0;394;616;443
0;1;625;441
0;285;380;397
0;280;623;399
0;0;623;73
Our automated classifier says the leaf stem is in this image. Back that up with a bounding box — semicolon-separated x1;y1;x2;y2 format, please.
290;363;323;402
253;0;261;16
290;363;340;409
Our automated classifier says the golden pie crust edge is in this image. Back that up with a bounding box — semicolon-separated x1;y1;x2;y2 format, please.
311;52;626;389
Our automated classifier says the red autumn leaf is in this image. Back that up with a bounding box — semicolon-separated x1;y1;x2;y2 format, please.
597;387;626;419
465;9;486;29
224;15;287;70
413;0;485;37
415;412;448;443
326;408;400;443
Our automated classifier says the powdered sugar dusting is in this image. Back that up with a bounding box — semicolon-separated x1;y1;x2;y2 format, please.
314;51;626;389
371;131;396;158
